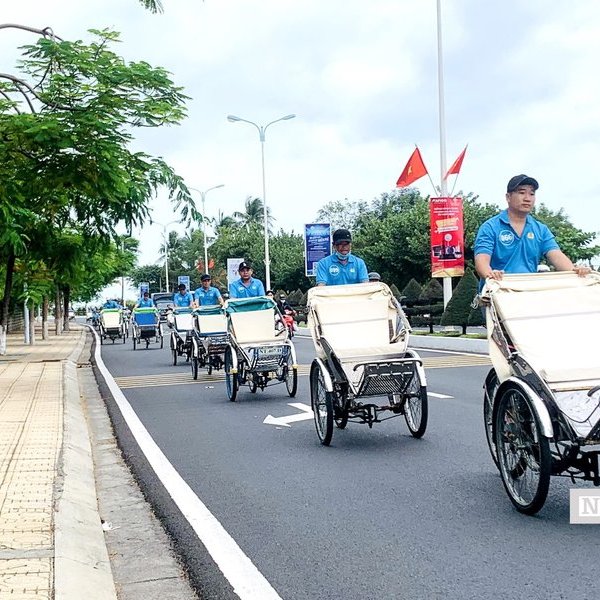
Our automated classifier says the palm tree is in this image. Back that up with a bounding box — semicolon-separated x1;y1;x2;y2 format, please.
214;210;238;232
233;196;274;231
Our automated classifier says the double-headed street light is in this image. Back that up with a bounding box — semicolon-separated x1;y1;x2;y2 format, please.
152;220;179;292
227;113;296;291
189;185;225;276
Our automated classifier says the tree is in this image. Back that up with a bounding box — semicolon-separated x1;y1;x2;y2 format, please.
139;0;163;12
414;279;444;333
402;279;423;305
233;197;273;231
440;270;480;334
0;26;195;352
315;199;368;231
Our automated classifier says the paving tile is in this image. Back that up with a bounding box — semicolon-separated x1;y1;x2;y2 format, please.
0;557;52;598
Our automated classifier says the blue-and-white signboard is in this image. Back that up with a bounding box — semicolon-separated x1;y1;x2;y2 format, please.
304;223;331;277
139;282;149;297
177;275;190;289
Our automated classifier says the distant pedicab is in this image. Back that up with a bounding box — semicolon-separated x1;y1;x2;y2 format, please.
167;307;195;366
481;271;600;515
224;297;298;402
307;282;428;446
99;309;127;345
190;305;229;379
131;307;163;350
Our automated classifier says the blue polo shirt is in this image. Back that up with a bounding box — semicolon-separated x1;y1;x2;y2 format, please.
137;298;154;308
173;291;194;307
315;253;369;285
194;286;222;306
474;210;559;284
229;277;266;298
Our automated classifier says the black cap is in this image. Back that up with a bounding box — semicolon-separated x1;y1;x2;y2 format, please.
238;261;251;271
143;291;149;296
178;283;186;289
368;271;381;281
507;174;539;193
332;228;352;244
200;274;211;281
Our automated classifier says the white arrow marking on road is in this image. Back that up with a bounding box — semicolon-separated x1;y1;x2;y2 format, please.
263;402;313;427
428;392;454;399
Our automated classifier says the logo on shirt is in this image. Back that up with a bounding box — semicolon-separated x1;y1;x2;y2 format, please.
329;265;340;276
527;232;535;240
499;230;515;246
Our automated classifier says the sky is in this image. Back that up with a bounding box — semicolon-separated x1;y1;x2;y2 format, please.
2;0;600;298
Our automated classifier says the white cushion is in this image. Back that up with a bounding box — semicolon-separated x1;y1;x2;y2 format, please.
229;309;282;345
197;314;227;334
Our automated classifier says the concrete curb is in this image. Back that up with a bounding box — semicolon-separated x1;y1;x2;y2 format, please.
54;327;118;600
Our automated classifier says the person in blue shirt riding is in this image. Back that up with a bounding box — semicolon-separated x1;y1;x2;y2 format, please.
194;274;224;307
315;228;369;286
229;261;266;298
134;291;155;309
103;298;121;309
173;283;194;308
474;174;590;287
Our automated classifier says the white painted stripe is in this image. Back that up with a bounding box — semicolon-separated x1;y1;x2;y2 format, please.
428;392;454;399
92;327;282;600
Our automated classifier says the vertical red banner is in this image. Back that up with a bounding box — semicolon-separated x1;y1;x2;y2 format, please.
430;197;465;278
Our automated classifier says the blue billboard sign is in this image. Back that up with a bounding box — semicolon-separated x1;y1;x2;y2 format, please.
177;275;190;289
304;223;331;277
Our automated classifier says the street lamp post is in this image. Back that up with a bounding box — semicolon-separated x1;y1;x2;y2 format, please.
153;220;179;292
189;185;225;276
227;113;296;290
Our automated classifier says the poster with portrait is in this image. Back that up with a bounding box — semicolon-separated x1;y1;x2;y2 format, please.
304;223;331;277
430;197;465;278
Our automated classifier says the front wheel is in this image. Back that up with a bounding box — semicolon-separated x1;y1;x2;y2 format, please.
310;361;334;446
403;373;428;438
191;357;199;380
225;347;238;402
484;369;500;469
495;383;551;515
132;336;137;351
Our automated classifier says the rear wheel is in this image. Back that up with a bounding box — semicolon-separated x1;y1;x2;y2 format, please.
495;383;551;515
403;372;428;438
248;374;257;393
284;352;298;397
132;336;137;351
170;334;178;366
191;357;199;380
225;347;238;402
310;361;334;446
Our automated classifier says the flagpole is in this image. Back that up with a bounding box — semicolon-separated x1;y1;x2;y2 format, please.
436;0;452;308
419;144;440;196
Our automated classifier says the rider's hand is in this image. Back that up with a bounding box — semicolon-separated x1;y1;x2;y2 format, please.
573;265;592;277
486;269;504;281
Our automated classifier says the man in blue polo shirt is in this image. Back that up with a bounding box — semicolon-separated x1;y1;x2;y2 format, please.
474;174;590;287
173;283;194;307
316;228;369;286
229;262;266;298
134;291;155;309
194;274;224;306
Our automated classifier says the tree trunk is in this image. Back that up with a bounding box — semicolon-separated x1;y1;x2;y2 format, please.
42;296;49;339
55;288;63;335
63;286;70;332
29;303;36;344
0;252;16;355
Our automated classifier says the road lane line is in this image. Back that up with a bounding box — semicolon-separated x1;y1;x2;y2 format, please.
93;328;283;600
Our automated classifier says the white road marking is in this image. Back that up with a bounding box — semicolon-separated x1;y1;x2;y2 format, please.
263;402;313;427
92;327;282;600
428;392;454;399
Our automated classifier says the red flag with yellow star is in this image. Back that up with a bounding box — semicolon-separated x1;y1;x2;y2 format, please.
396;147;428;188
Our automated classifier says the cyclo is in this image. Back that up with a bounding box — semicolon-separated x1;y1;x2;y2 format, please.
190;305;229;379
131;307;163;350
307;282;428;446
224;296;298;402
167;307;195;365
482;271;600;514
99;308;127;345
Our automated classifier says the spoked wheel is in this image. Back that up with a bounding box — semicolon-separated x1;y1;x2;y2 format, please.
170;334;178;366
484;369;500;468
207;356;213;376
310;361;334;446
132;337;137;350
160;334;164;349
495;383;551;515
403;372;428;438
191;356;199;380
225;347;238;402
334;400;349;429
284;352;298;397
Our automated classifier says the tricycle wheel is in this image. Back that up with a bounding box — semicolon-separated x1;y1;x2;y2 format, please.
207;357;213;375
284;353;297;397
191;357;199;380
403;373;428;438
160;334;164;349
132;337;137;351
248;374;257;393
484;368;500;469
495;383;551;515
334;401;349;429
225;347;238;402
310;360;334;446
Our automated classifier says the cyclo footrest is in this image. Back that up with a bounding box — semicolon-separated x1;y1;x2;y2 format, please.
355;360;418;397
248;344;287;372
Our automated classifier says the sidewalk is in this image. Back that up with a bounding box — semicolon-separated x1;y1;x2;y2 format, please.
0;325;196;600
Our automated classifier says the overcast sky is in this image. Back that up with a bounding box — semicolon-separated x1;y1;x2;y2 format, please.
3;0;600;278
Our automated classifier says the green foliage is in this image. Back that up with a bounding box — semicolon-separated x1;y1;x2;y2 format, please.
440;270;480;334
315;199;368;231
129;264;165;294
287;289;303;305
389;283;403;302
402;279;422;305
419;278;444;302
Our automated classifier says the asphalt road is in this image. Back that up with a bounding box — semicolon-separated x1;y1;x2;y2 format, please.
98;329;600;600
